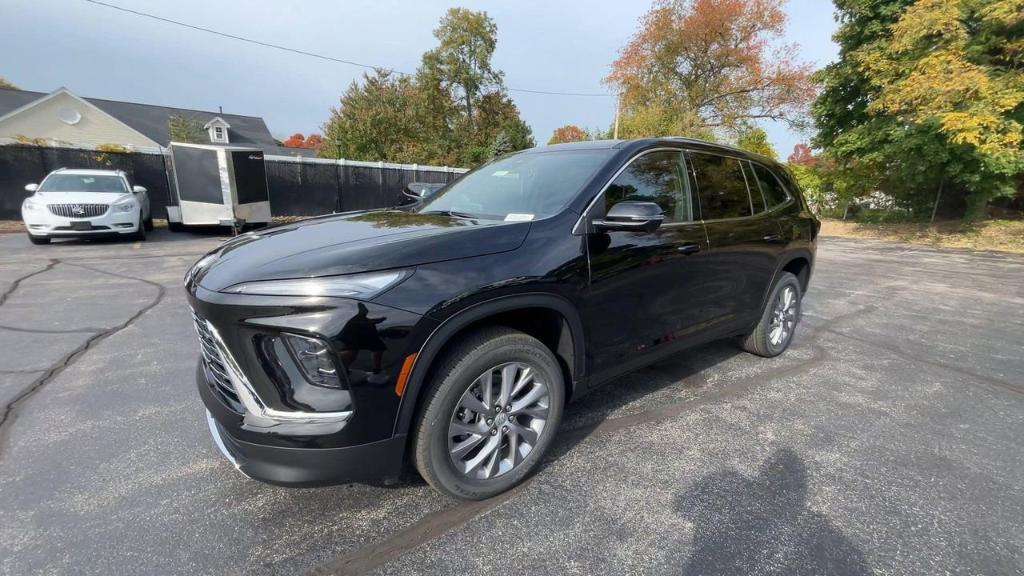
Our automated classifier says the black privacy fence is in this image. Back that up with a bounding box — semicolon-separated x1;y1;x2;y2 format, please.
0;145;467;220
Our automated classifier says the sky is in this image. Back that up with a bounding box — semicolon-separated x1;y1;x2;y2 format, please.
2;0;839;160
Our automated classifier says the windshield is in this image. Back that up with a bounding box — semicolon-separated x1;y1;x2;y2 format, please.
39;174;127;194
416;149;613;220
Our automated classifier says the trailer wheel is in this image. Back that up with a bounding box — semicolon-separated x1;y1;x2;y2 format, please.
167;221;185;233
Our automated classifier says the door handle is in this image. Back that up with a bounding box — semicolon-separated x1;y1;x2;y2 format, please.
677;243;701;255
763;234;781;242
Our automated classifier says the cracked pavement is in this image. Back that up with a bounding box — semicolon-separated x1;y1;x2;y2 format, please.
0;229;1022;575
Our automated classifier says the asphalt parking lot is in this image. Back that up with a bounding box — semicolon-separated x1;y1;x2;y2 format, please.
1;228;1022;575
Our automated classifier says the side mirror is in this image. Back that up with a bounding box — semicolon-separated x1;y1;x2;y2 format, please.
25;183;38;193
405;183;428;198
132;185;147;194
593;201;664;233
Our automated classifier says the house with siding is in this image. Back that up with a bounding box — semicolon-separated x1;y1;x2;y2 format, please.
0;87;313;156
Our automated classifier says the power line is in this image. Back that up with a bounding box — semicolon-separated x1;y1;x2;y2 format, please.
83;0;615;98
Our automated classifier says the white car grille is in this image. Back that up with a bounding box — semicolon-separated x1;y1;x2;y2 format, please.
47;203;109;218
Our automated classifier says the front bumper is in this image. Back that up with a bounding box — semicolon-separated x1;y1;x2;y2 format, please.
200;363;406;485
189;281;432;486
23;207;139;236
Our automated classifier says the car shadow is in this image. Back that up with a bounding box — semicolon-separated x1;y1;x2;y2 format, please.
675;447;871;575
379;339;742;490
542;339;742;465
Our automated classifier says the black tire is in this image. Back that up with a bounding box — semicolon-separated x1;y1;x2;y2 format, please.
412;327;565;500
144;215;154;231
27;233;50;245
167;221;185;232
133;215;146;241
741;271;802;357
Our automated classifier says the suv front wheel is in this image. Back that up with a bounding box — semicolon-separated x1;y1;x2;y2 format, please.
742;271;802;357
413;327;565;500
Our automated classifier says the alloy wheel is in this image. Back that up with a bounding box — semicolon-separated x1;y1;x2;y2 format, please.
447;362;550;480
768;285;798;347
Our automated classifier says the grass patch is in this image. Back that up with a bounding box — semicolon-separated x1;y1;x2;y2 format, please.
821;219;1024;254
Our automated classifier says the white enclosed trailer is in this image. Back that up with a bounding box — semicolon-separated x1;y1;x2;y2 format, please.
165;142;271;231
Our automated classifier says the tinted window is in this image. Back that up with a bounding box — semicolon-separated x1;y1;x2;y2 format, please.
744;161;767;213
39;174;127;194
604;150;691;222
418;149;613;220
752;163;791;208
690;152;752;220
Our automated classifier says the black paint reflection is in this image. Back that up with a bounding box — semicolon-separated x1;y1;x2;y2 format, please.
339;303;387;373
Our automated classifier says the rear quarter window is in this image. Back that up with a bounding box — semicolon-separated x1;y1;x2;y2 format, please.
751;163;791;209
690;152;752;220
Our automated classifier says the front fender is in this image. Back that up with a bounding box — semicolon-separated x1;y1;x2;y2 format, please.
391;292;586;438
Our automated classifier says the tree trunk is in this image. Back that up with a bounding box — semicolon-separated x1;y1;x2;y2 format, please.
930;179;945;223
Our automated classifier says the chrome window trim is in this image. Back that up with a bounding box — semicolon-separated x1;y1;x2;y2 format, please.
201;318;352;435
749;160;794;207
573;147;797;231
572;147;691;235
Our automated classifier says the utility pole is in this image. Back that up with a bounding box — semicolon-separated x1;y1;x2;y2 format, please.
613;93;621;140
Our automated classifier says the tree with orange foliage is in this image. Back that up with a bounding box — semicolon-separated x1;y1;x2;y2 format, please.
788;143;815;167
281;133;323;149
547;125;588;145
605;0;815;140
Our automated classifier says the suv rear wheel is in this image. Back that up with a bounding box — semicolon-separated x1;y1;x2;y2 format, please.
413;327;565;500
741;271;802;357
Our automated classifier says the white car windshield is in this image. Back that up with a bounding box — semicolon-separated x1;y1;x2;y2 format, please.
39;174;127;194
416;149;613;220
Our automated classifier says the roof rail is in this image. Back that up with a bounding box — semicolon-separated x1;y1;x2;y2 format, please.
662;136;767;158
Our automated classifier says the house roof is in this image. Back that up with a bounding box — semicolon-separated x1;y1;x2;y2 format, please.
0;87;278;148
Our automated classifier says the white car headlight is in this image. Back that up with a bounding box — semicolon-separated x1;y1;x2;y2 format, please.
115;201;136;212
22;198;39;211
222;270;411;299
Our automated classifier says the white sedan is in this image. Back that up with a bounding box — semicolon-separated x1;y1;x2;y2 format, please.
21;168;152;244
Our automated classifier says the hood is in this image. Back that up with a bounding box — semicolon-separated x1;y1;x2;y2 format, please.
31;191;134;205
195;210;531;291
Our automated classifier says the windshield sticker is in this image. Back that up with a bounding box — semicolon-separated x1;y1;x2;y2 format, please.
504;213;535;222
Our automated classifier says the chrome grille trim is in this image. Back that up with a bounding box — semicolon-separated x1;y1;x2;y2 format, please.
191;310;241;410
189;307;353;435
47;203;109;218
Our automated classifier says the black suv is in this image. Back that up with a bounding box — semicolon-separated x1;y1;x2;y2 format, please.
187;138;819;500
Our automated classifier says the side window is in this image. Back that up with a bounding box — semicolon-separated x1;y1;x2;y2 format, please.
751;163;791;208
690;152;752;220
743;161;767;214
604;150;692;222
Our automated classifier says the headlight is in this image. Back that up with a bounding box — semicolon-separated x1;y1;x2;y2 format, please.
22;198;39;211
222;269;410;299
115;202;136;212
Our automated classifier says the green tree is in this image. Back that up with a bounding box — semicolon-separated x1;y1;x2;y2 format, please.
168;115;205;144
0;77;18;90
736;127;777;159
812;0;1022;219
320;70;434;163
322;9;533;167
420;8;503;126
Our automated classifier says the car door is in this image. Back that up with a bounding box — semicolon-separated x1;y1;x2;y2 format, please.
688;151;783;334
580;148;711;383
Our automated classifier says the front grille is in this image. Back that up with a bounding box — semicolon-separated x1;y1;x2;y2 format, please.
191;309;243;412
47;203;109;218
